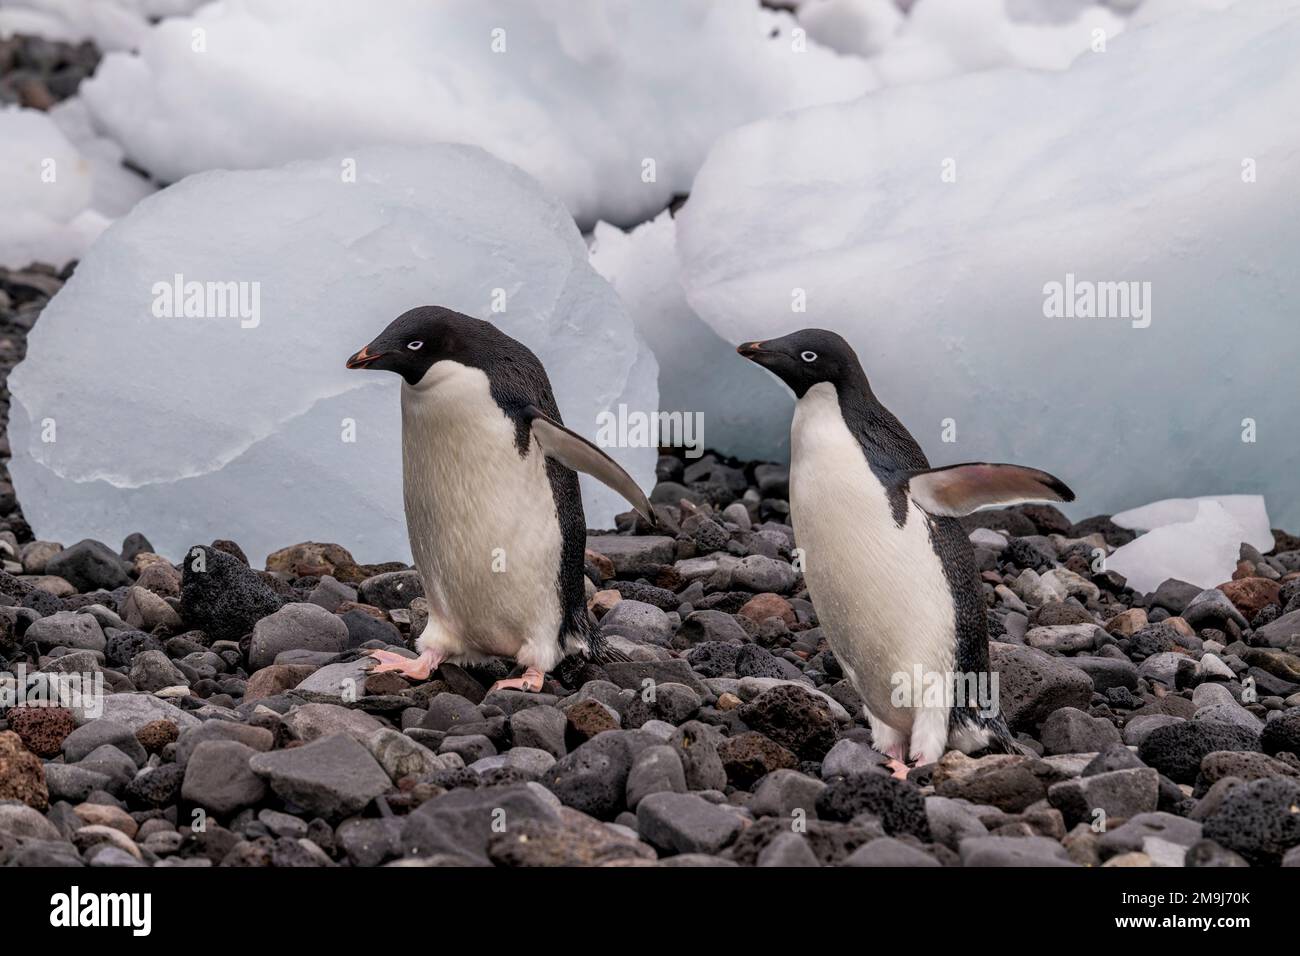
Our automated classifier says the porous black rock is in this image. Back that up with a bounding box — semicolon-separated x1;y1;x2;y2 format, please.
181;545;284;642
1138;720;1260;784
815;773;931;841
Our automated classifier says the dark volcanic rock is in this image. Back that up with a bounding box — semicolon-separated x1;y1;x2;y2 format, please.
1260;709;1300;758
1139;721;1260;784
737;684;837;760
1202;778;1300;866
989;642;1093;731
815;773;931;840
43;539;129;592
403;784;560;864
181;545;284;641
542;731;636;820
718;732;798;788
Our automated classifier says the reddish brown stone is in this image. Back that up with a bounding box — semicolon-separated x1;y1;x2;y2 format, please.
136;561;182;597
364;671;410;696
565;699;619;743
737;593;796;627
718;732;798;788
1105;608;1148;637
584;549;615;582
0;730;48;811
6;705;75;758
1219;578;1282;618
136;719;179;754
265;541;362;581
244;663;317;702
588;589;621;619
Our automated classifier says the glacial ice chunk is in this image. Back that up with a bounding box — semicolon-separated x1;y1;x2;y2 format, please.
1112;495;1273;554
678;0;1300;531
80;0;877;228
1106;501;1247;594
590;212;794;462
8;145;657;563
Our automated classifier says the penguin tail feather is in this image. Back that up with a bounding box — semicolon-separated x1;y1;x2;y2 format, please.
955;709;1033;756
981;714;1033;756
590;642;632;665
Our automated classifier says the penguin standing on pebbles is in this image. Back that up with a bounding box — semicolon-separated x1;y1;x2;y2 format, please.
347;306;654;692
739;329;1075;776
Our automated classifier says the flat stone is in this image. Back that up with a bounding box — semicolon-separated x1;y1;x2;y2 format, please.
637;791;743;855
248;733;391;818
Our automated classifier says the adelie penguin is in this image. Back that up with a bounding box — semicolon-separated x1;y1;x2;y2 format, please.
347;306;655;692
738;329;1075;777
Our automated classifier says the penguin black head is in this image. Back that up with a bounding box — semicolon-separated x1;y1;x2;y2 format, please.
737;328;865;398
347;306;511;387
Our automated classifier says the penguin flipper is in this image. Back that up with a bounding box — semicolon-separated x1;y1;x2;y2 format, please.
525;405;657;525
902;462;1075;518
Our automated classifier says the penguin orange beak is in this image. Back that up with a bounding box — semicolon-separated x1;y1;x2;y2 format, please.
737;340;767;360
346;344;389;369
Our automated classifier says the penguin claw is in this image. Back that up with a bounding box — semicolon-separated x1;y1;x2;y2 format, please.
490;667;546;693
367;648;439;681
885;758;911;781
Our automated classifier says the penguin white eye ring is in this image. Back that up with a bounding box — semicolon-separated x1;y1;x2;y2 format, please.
407;340;424;350
800;350;817;362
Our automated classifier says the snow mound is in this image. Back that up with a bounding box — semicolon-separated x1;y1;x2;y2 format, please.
1106;501;1247;593
797;0;904;58
81;0;876;229
798;0;1125;79
591;213;793;462
1113;495;1273;554
0;102;154;268
679;0;1300;531
8;145;657;563
0;105;100;268
0;0;207;51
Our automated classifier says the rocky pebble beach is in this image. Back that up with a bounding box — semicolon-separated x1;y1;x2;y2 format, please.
0;425;1299;866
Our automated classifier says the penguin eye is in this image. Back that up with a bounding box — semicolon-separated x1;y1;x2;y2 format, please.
407;340;424;351
800;350;817;363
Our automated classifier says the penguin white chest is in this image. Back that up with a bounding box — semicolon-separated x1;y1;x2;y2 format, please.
789;383;957;734
399;361;563;662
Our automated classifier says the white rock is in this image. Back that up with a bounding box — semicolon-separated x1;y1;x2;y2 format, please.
678;1;1300;532
1106;502;1246;594
1112;495;1273;553
591;213;793;461
81;0;876;228
969;528;1008;551
8;145;657;562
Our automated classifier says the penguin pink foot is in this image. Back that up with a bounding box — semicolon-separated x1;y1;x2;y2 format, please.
885;759;911;781
490;666;545;693
367;648;441;681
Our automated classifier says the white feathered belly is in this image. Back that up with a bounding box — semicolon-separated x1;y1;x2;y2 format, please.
400;361;563;662
790;383;957;734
